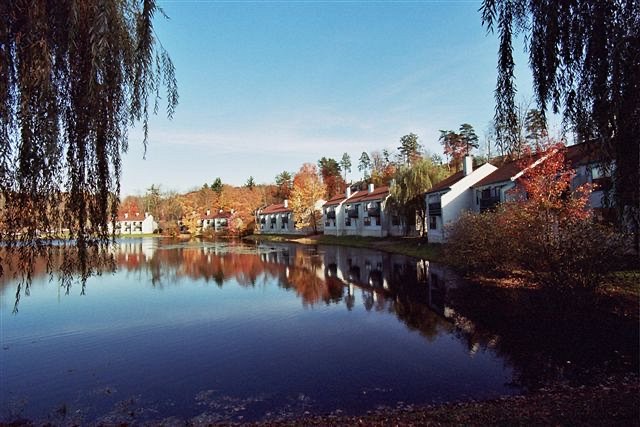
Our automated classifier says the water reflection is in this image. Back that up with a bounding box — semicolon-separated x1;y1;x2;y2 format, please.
1;238;636;424
1;238;477;356
109;239;638;389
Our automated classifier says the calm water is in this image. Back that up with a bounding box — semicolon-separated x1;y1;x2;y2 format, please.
1;238;631;424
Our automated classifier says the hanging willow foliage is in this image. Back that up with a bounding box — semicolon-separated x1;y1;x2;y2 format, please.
0;0;178;309
481;0;639;238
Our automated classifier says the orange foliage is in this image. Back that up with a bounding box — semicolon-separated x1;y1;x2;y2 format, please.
513;142;592;222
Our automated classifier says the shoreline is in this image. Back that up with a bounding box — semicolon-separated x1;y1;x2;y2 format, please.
243;233;442;261
249;373;639;426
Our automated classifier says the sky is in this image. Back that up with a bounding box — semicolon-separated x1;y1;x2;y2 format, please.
121;0;537;197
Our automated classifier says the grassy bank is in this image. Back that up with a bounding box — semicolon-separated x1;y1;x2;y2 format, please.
244;233;442;261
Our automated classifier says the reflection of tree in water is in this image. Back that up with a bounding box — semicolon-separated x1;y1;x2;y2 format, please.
446;283;639;389
1;246;115;312
11;240;630;392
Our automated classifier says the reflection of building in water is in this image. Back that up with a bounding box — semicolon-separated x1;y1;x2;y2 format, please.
115;238;158;266
418;260;457;319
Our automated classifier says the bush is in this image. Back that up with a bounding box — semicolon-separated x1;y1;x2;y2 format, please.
445;207;630;292
443;210;516;275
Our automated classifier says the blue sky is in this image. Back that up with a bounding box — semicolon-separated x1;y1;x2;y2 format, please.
121;0;536;196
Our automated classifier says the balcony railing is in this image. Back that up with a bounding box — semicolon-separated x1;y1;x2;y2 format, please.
427;202;442;216
347;209;359;218
326;210;336;219
479;196;501;212
367;207;380;217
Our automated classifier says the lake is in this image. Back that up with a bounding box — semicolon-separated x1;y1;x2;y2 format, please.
1;238;634;424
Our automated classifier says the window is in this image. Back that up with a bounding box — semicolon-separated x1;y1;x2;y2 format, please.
429;216;437;230
345;217;351;226
364;217;371;226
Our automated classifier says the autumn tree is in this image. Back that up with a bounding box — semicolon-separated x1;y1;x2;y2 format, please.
318;157;346;198
221;185;263;235
398;133;423;165
121;196;143;214
439;130;465;170
290;163;326;234
369;150;396;187
157;190;182;235
481;0;639;240
446;141;628;290
358;152;371;180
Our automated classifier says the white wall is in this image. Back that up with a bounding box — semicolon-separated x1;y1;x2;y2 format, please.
141;215;157;234
428;163;497;243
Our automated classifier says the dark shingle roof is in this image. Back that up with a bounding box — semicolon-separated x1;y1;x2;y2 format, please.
472;160;524;188
425;171;465;194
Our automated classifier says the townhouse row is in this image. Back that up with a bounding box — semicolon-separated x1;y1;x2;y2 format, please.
258;144;609;241
111;209;233;235
426;144;611;242
257;183;406;237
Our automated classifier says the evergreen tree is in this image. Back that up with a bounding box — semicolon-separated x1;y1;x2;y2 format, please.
358;152;371;179
211;178;223;194
340;153;352;182
398;133;423;165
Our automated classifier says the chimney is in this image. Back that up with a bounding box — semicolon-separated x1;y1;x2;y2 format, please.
145;212;149;218
346;187;351;198
206;209;210;216
368;183;374;193
124;212;128;219
135;212;139;217
463;156;473;176
284;199;288;208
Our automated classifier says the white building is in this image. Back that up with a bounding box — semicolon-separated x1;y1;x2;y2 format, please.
112;212;158;235
199;209;231;233
322;184;403;237
257;199;325;235
425;157;498;243
472;143;612;217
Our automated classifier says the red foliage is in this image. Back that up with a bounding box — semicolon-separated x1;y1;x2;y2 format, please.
513;142;592;223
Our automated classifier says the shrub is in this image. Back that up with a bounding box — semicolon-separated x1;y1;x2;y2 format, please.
443;210;515;275
445;207;629;292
